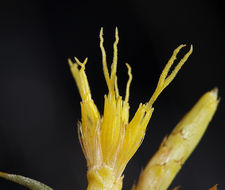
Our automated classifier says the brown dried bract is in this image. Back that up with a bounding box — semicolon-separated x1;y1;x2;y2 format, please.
209;184;218;190
172;185;181;190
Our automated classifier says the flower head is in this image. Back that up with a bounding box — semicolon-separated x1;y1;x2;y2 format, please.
68;28;192;189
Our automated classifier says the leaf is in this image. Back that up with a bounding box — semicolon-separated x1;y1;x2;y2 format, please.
0;171;53;190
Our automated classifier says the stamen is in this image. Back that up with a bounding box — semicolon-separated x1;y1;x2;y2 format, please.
115;76;119;98
125;63;132;103
147;45;193;108
111;27;119;89
74;57;88;71
100;28;112;92
68;58;91;101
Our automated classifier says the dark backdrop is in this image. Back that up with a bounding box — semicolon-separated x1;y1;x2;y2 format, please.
0;0;224;189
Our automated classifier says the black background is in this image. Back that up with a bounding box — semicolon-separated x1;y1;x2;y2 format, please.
0;0;225;189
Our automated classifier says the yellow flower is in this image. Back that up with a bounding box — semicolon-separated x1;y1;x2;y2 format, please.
68;28;192;190
0;28;218;190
